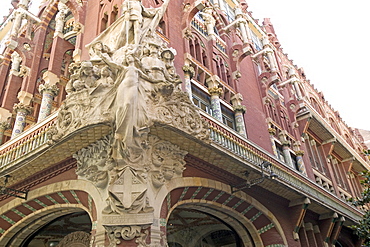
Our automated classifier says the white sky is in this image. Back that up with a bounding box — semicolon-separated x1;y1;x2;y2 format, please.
247;0;370;131
0;0;369;130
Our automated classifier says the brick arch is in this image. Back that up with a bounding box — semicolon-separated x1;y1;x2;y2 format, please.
156;177;288;247
0;180;102;246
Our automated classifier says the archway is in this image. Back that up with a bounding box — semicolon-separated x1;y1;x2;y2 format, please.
23;211;91;247
158;179;288;247
167;206;247;247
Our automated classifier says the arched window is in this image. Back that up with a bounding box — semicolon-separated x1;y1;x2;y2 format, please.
310;97;324;117
329;118;340;134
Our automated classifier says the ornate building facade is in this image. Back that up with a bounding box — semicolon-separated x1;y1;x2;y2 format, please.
0;0;368;246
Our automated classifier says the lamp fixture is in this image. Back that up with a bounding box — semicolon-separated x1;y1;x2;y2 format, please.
231;161;278;193
0;175;28;200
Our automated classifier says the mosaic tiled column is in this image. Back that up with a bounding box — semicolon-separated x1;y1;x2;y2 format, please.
182;65;194;100
0;121;9;145
268;128;278;156
231;93;247;137
38;83;59;122
295;150;307;175
208;87;223;122
11;103;32;139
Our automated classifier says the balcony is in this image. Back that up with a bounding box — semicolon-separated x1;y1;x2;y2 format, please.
0;103;363;222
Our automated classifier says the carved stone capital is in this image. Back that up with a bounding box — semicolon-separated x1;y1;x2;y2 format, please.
182;65;195;79
18;65;30;78
233;104;246;114
13;103;32;115
39;83;59;96
208;87;223;96
0;121;10;130
268;128;276;135
231;93;243;105
281;140;291;147
295;150;305;156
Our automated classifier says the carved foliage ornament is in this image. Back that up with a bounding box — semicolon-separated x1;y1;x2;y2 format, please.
57;231;91;247
73;134;187;215
105;225;149;247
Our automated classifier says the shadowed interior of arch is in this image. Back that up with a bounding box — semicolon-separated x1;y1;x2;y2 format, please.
167;206;249;247
20;211;91;247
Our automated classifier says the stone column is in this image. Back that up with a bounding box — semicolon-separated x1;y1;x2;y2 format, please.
268;127;278;156
231;93;247;136
11;103;32;138
0;121;10;145
295;150;307;175
38;83;59;122
207;77;223;122
182;65;195;100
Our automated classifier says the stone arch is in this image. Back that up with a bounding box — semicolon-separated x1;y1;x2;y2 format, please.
1;204;91;246
154;177;288;247
0;180;103;246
